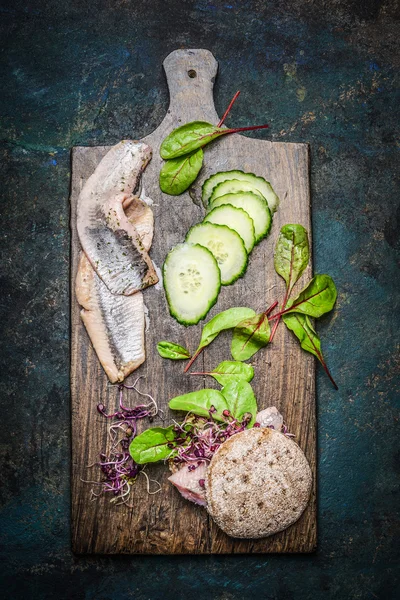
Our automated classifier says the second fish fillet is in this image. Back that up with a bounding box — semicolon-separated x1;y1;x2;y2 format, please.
76;252;146;383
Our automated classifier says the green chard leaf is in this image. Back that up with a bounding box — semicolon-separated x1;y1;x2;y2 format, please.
283;313;338;389
221;380;257;427
160;121;269;160
169;389;229;421
156;341;191;360
185;307;256;371
199;307;256;348
283;274;337;318
274;224;310;293
129;426;177;464
190;360;254;386
159;148;204;195
283;314;322;359
231;312;271;361
160;121;226;159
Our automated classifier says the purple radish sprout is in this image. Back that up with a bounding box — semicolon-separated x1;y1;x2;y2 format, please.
168;413;251;469
84;381;159;507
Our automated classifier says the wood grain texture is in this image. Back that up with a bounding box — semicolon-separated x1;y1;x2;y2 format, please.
71;49;316;554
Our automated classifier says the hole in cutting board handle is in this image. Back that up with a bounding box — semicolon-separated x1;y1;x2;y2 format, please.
187;69;197;78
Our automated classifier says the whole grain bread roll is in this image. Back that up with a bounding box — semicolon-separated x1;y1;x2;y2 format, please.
205;427;312;538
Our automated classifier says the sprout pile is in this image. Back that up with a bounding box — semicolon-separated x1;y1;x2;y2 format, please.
83;375;295;508
168;407;294;474
83;378;161;507
169;409;252;471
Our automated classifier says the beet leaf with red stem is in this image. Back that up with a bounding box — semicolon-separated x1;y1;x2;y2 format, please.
282;313;338;389
231;301;277;361
159;89;269;195
270;224;309;342
160;121;269;160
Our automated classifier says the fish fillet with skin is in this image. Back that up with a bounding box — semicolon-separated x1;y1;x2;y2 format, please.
76;149;155;383
76;252;146;383
123;195;154;251
77;140;158;295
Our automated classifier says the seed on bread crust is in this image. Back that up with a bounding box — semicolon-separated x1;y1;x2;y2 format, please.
205;428;312;539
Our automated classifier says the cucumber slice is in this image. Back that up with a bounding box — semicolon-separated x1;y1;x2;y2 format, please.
186;222;248;285
204;205;255;253
203;171;280;212
163;243;221;326
208;192;272;243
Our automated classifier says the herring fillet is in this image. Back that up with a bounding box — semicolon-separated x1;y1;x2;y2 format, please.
76;252;146;383
77;140;158;295
76;142;155;383
124;195;154;251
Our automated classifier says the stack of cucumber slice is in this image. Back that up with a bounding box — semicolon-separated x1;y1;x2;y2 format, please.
163;170;279;325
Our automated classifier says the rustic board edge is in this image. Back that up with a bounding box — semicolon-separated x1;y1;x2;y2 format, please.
70;49;316;553
69;141;316;555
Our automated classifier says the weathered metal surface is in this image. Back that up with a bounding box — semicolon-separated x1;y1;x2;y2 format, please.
0;0;399;596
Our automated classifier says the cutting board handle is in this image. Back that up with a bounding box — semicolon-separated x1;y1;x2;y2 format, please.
162;49;220;124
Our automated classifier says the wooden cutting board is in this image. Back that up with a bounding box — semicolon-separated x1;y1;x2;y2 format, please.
70;49;316;554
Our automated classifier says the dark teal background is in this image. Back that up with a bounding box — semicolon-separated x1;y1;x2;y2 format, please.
1;1;399;598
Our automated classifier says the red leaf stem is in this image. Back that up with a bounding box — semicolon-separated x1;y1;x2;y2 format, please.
183;347;203;373
217;91;241;127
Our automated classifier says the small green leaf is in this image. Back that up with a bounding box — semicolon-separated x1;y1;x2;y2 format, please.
274;224;310;293
169;389;228;421
160;121;227;159
199;307;256;349
185;307;256;372
231;313;270;361
191;361;254;386
284;274;337;318
221;380;257;426
157;341;191;360
283;313;321;359
159;148;204;195
129;426;177;464
160;121;269;159
283;313;338;389
160;121;268;160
